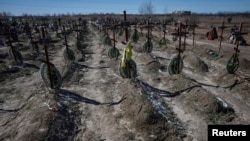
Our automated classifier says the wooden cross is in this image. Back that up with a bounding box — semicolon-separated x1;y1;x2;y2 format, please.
122;10;132;78
183;20;188;49
130;19;138;33
188;24;198;46
58;17;61;27
142;20;154;41
161;23;167;39
62;25;70;53
108;21;120;48
218;21;228;52
40;27;54;89
27;26;33;42
102;23;111;34
53;19;59;36
74;21;85;39
232;23;248;53
230;23;248;73
27;25;39;53
7;30;17;61
122;10;130;42
171;22;189;74
182;20;198;48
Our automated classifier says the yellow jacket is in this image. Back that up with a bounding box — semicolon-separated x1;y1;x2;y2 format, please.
121;42;132;68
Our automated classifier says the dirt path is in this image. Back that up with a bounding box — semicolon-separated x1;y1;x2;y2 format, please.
59;26;146;141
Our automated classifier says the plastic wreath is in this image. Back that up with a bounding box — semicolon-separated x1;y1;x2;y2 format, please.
168;55;184;75
118;29;123;36
76;39;83;50
8;48;23;63
172;35;177;41
130;29;140;43
226;54;239;74
142;40;153;53
63;47;76;62
102;33;111;45
32;43;40;54
119;59;137;78
108;47;120;60
159;38;167;46
40;63;62;89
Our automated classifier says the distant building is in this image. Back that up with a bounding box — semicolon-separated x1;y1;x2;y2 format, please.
172;11;191;16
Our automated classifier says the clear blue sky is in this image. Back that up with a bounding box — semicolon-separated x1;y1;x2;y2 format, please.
0;0;250;16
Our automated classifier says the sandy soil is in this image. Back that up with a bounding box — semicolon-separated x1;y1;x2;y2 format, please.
0;19;250;141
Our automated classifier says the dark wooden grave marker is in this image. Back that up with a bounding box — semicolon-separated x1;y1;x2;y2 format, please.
170;22;189;74
227;23;248;74
62;25;76;62
118;10;137;79
107;20;120;60
40;27;54;89
141;20;154;53
218;21;229;52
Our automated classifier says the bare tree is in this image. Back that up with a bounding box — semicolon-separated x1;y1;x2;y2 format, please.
138;0;155;18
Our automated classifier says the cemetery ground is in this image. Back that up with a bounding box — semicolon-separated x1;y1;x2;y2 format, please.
0;16;250;141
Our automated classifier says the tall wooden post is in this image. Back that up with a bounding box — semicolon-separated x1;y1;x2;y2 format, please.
63;25;69;53
41;27;54;89
218;21;228;52
7;30;17;61
112;21;116;48
171;22;189;74
192;27;195;46
123;10;128;42
177;22;182;74
183;20;188;50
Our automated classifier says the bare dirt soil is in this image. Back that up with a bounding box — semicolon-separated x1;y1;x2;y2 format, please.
0;18;250;141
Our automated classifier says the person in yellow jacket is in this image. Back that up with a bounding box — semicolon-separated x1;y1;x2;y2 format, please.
121;41;133;68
